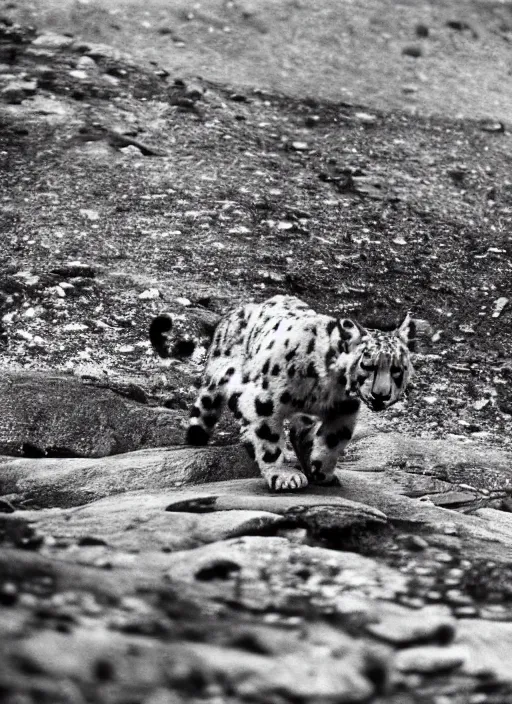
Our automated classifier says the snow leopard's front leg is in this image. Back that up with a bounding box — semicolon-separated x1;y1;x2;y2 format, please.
307;400;361;484
237;385;308;491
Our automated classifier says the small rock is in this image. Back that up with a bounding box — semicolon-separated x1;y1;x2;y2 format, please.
1;81;36;104
32;33;74;49
79;208;100;221
0;582;18;606
354;111;377;125
415;23;429;38
120;145;143;157
229;92;248;102
429;492;476;507
395;645;467;673
492;297;508;318
0;497;15;513
445;590;474;606
367;604;456;646
62;323;88;332
404;535;429;551
139;288;160;300
78;535;108;547
480;119;505;133
305;115;320;127
402;84;418;94
446;20;478;37
68;69;88;80
291;141;309;151
473;398;489;411
402;45;423;58
76;55;97;70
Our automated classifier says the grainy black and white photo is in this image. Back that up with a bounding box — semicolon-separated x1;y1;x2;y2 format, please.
1;0;512;702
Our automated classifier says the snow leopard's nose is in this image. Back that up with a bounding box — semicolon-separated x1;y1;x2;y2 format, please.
369;391;391;411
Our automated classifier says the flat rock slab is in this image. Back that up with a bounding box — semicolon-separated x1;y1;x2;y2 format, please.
20;492;285;552
0;372;184;457
0;446;258;508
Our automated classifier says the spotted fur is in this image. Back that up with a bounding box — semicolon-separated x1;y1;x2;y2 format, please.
151;295;429;491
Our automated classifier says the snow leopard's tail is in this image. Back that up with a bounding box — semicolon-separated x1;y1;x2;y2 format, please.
149;308;221;360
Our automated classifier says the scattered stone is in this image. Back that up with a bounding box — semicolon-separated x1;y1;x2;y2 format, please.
291;141;309;151
415;23;429;38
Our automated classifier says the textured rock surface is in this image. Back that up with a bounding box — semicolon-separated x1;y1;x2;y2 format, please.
0;372;184;457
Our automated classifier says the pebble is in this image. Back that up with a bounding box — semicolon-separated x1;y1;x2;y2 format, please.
415;23;429;38
291;141;308;151
395;644;467;673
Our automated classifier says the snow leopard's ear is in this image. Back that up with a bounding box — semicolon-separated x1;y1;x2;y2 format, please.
396;313;432;352
339;318;367;352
